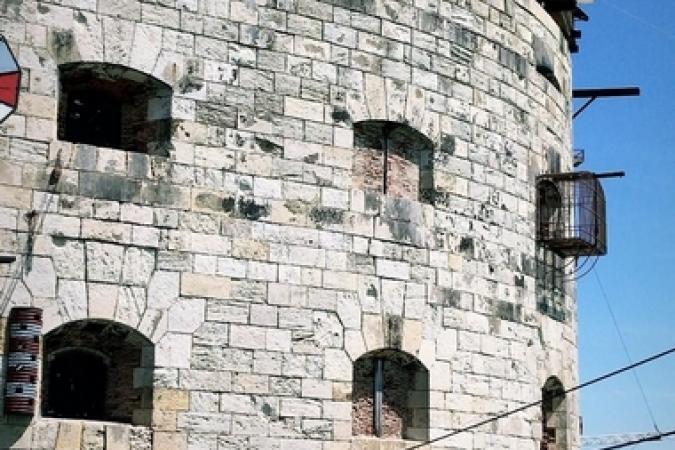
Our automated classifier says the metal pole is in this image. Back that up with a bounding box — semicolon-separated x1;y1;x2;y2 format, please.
594;171;626;179
381;126;390;195
374;358;384;437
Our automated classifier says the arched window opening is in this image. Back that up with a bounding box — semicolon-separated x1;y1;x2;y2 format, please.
58;63;172;153
352;349;429;441
42;320;154;424
541;377;567;450
352;121;434;204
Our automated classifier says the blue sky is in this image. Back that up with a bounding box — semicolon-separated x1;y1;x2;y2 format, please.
573;0;675;447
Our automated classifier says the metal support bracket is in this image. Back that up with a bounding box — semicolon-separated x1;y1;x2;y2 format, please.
572;87;640;119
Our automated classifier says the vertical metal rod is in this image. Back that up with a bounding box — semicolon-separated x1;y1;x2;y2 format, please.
374;358;384;437
381;125;390;195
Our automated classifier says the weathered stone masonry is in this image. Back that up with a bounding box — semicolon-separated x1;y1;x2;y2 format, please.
0;0;579;448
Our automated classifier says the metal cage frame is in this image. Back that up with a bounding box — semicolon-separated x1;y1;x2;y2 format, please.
536;171;607;257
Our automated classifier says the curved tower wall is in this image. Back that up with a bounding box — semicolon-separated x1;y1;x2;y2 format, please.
0;0;578;448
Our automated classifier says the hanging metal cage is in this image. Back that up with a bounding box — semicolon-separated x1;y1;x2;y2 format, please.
536;171;607;257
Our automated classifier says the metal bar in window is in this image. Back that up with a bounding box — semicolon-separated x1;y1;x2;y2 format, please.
374;358;384;437
381;126;390;195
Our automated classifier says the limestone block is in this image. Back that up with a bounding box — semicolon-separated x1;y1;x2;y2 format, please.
192;345;253;372
232;414;269;436
122;247;155;286
266;328;292;352
81;422;106;449
113;286;144;327
381;279;405;316
58;279;87;321
323;348;351;381
323;23;357;48
148;270;180;308
120;203;154;225
181;273;231;299
102;17;134;66
248;261;278;281
0;160;21;186
285;97;324;121
280;398;322;418
190;391;220;412
177;412;233;433
130;23;162;73
279;307;312;330
254;177;283;199
230;239;268;261
385;78;407;122
23;256;56;297
404;296;425;319
362;314;384;351
364;74;386;119
323;271;357;291
153;432;187;450
154;388;190;411
179;369;232;391
322;401;351;420
194;254;217;274
376;258;410;280
436;328;457;361
344;329;366;361
7;279;30;310
206;300;249;323
302;378;332;399
287;246;326;268
269;377;301;398
132;226;161;247
430;360;451;391
402;319;423;355
42;214;80;238
230;325;266;349
189;232;230;255
156;333;192;368
137;308;166;344
86;242;124;283
232;373;269;394
250;304;278;326
254;350;282;375
30;420;59;449
55;421;83;450
152;409;178;432
168;297;205;333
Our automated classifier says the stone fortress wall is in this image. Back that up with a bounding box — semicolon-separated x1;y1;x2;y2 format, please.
0;0;579;448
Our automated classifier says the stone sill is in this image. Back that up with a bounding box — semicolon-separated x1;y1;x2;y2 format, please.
38;416;148;427
351;436;430;450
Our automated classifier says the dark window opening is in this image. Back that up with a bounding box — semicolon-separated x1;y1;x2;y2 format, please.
536;244;567;322
352;349;429;441
536;65;561;92
541;377;568;450
352;121;434;204
42;320;154;424
533;37;561;92
65;90;122;149
47;349;108;420
58;63;172;154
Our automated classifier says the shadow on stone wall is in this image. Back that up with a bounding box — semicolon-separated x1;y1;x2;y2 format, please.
0;415;32;448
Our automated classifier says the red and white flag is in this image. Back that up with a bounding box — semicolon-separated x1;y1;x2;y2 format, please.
0;36;21;125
